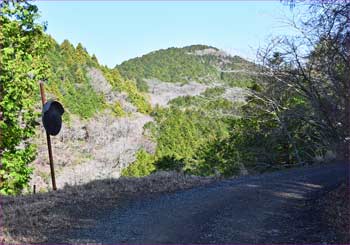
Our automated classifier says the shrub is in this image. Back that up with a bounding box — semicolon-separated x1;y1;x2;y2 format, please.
121;149;156;177
154;155;185;172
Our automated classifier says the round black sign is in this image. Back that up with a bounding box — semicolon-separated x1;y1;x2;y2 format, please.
42;100;64;136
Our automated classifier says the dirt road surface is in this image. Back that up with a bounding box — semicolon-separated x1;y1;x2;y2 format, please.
48;162;349;244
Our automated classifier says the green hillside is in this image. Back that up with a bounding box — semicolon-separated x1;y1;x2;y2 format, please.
116;45;258;88
44;37;105;119
122;88;245;177
44;37;151;119
117;46;256;178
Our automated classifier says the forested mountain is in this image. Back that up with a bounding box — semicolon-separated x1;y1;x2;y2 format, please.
116;45;258;89
117;46;254;177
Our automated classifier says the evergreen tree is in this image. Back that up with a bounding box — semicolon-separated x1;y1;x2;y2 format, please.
0;0;50;194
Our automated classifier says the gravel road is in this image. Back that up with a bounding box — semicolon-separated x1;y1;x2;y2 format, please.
49;162;349;244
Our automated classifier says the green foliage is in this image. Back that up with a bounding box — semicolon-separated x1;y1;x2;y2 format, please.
122;98;236;177
193;138;241;177
0;0;49;194
117;46;219;84
0;146;36;195
91;54;99;64
60;79;105;118
135;78;149;92
202;87;225;97
102;68;151;114
121;79;151;114
183;44;219;52
145;103;234;175
111;101;125;117
169;92;243;118
153;108;229;160
154;155;185;172
121;149;155;177
230;96;319;167
44;38;105;119
220;72;255;88
122;87;246;177
116;45;258;88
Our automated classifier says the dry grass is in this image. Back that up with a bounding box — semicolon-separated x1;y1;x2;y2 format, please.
1;171;216;244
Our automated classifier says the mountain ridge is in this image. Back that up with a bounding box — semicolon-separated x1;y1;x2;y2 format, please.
116;44;258;88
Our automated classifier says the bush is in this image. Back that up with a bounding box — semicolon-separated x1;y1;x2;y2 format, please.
0;147;36;195
111;101;125;117
154;155;185;172
121;149;156;177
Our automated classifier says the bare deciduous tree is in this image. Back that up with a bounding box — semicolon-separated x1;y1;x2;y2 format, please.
256;1;350;161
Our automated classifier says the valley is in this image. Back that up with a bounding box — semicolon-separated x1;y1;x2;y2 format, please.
30;43;254;191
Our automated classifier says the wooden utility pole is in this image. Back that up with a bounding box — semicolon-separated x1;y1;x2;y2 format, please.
39;81;57;191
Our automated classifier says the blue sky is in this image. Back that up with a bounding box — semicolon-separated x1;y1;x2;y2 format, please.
35;1;306;67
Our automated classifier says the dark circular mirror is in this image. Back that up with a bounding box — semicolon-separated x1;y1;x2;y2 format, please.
42;100;64;136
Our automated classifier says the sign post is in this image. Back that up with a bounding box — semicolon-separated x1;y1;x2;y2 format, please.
39;81;57;191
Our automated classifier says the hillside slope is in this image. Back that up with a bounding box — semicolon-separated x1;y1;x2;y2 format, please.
30;37;153;190
117;45;255;178
116;45;258;88
31;42;254;191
